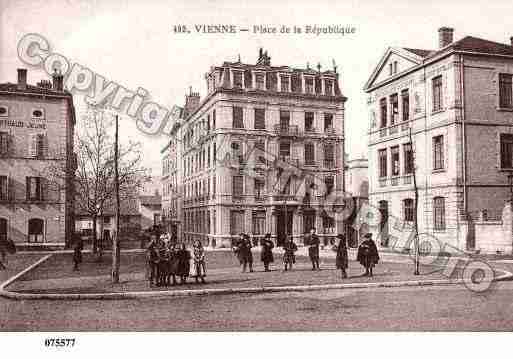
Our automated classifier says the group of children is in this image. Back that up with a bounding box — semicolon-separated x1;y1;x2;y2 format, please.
233;231;380;278
146;236;206;286
233;233;299;272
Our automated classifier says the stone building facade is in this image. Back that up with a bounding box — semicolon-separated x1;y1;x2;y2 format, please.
364;27;513;252
163;49;346;247
0;69;75;248
161;122;182;240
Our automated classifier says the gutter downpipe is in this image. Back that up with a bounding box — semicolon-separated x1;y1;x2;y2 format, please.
459;54;468;250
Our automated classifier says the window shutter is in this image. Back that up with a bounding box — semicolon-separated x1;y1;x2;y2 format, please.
26;177;30;201
29;134;37;157
42;133;49;158
41;177;47;202
7;175;14;201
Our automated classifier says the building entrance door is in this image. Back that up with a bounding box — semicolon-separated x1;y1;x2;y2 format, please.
276;209;293;247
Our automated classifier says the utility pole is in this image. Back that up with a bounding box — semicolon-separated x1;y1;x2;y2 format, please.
112;114;120;283
409;128;420;275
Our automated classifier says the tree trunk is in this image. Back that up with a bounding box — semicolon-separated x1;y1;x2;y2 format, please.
92;214;98;254
112;115;120;283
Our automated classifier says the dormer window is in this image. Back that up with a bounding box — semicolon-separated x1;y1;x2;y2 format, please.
0;106;8;117
233;71;243;89
305;77;314;94
255;73;265;90
32;109;44;119
280;75;290;92
325;79;334;96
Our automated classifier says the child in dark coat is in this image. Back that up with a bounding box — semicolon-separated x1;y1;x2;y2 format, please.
260;233;274;272
177;243;191;284
72;235;83;271
357;233;380;277
282;236;297;271
332;233;348;278
193;239;207;283
146;235;160;286
234;233;253;273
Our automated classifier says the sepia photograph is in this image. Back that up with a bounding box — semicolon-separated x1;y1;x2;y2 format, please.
0;0;513;355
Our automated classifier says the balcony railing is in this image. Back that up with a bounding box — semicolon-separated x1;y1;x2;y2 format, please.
324;160;336;169
254;195;267;202
304;127;317;134
272;194;296;202
378;178;387;187
391;177;399;186
276;156;300;168
401;121;410;132
389;124;399;134
324;127;336;135
274;124;299;136
379;128;387;137
403;174;413;184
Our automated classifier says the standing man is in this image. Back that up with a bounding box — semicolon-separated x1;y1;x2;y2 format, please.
308;227;320;270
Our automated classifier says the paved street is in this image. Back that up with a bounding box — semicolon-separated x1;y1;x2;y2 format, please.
2;279;513;330
1;252;513;330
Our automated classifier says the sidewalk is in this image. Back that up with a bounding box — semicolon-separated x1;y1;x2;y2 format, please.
9;252;461;295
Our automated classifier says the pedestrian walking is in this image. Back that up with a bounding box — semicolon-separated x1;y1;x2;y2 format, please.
234;233;254;273
260;233;274;272
306;227;320;270
332;233;348;278
72;233;84;271
357;233;379;277
193;239;207;283
177;243;191;284
282;236;297;271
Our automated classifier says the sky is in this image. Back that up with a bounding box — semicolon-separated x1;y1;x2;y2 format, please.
1;0;513;175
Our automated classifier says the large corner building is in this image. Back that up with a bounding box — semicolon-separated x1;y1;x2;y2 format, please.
162;49;346;247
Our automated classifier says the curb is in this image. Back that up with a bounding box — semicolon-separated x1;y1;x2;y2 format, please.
1;253;512;301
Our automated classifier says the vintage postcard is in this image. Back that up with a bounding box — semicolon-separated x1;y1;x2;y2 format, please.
0;0;512;356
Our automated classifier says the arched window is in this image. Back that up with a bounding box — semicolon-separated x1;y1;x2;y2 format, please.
28;218;44;243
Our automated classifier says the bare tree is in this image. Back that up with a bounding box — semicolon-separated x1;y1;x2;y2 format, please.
45;106;149;255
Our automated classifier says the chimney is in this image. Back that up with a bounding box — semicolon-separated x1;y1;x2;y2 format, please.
51;68;64;91
184;87;200;116
438;27;454;48
510;36;513;46
17;68;27;91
